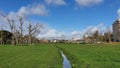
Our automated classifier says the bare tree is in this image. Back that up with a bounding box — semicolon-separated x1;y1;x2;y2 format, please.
28;22;42;45
107;27;112;42
0;25;3;45
17;15;25;45
1;13;16;45
93;30;99;43
104;27;112;42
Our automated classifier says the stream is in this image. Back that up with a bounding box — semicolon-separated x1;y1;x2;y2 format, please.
61;51;72;68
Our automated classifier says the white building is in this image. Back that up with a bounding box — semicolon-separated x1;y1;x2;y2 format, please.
113;18;120;42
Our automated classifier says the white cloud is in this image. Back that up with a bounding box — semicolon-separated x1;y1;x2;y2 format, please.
38;29;58;39
70;23;110;40
0;16;8;29
8;12;18;20
0;11;111;41
71;31;81;36
117;8;120;17
45;29;58;38
37;23;110;40
45;0;66;6
75;0;103;7
18;6;29;17
82;23;105;35
0;3;48;35
5;3;48;18
38;29;68;40
71;31;83;40
30;4;48;16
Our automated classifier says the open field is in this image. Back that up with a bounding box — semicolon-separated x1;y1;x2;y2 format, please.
0;43;120;68
0;44;62;68
57;43;120;68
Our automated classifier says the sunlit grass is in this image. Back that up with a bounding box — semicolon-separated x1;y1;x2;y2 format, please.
0;45;62;68
0;43;120;68
58;43;120;68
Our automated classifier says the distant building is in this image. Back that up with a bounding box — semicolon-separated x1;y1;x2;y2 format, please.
113;18;120;42
70;38;84;43
50;39;59;43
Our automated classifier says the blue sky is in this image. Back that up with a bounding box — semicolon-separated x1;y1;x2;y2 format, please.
0;0;120;39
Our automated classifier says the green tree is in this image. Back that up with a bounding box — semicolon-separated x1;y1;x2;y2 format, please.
0;30;12;45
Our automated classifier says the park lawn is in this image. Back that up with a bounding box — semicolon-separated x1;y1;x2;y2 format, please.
57;43;120;68
0;44;62;68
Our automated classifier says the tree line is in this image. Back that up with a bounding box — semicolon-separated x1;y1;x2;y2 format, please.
0;12;44;46
0;12;114;45
83;29;113;43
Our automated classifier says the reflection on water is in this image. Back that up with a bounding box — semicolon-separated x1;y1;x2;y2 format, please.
61;51;71;68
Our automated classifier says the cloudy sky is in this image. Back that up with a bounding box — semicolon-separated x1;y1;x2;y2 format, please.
0;0;120;40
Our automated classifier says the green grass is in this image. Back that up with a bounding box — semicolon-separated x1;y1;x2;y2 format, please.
0;44;62;68
57;43;120;68
0;43;120;68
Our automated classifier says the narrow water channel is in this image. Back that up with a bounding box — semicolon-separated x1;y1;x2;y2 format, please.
61;51;72;68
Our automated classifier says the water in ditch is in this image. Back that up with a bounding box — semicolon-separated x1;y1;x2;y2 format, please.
61;51;72;68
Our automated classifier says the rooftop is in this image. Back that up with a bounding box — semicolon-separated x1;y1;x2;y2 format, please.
117;18;120;21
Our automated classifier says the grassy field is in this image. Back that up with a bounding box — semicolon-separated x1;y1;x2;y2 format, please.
0;44;62;68
0;43;120;68
57;43;120;68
